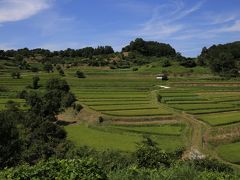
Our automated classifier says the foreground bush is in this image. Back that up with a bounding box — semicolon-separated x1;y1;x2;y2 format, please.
0;158;106;180
108;163;238;180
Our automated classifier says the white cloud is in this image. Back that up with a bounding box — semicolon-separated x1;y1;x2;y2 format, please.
34;12;75;36
0;42;15;50
121;1;203;40
0;0;51;23
40;42;85;50
208;14;236;25
217;20;240;32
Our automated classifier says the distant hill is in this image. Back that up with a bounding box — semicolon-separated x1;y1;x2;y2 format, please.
122;38;176;57
198;41;240;77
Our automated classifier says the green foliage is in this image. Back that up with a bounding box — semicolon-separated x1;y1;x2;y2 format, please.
17;90;28;99
122;38;176;57
46;78;70;92
199;41;240;77
11;71;21;79
62;92;76;107
0;111;21;168
132;67;138;71
162;59;171;67
134;136;174;168
73;103;83;112
14;54;23;62
0;158;107;180
32;76;40;89
192;158;233;173
76;70;86;78
43;63;53;73
179;59;197;68
5;100;20;111
31;66;39;72
59;68;65;76
108;163;237;180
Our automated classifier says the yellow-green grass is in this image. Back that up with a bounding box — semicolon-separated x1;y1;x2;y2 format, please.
103;108;172;116
107;124;185;136
80;98;149;102
82;100;150;106
166;101;214;104
162;96;206;102
0;98;25;103
217;142;240;164
197;111;240;126
75;93;149;99
65;124;184;152
159;93;198;97
0;103;28;110
90;104;158;111
187;107;240;115
170;103;234;111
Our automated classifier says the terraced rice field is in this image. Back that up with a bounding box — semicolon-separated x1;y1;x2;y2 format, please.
2;66;240;165
198;111;240;126
65;123;186;152
217;142;240;164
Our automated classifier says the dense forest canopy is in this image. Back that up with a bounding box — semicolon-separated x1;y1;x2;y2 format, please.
0;39;240;77
198;41;240;76
122;38;176;57
0;46;114;59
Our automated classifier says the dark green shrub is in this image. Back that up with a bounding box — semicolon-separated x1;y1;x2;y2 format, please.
162;59;171;67
11;72;21;79
0;158;107;180
98;116;104;123
192;158;233;173
132;67;138;71
73;103;83;112
31;67;39;72
76;70;86;78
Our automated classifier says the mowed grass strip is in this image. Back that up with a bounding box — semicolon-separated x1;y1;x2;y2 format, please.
109;124;185;136
197;111;240;126
162;96;206;102
166;101;214;104
217;142;240;164
103;108;172;116
90;104;158;111
0;98;25;104
83;100;150;106
75;93;149;99
187;107;240;115
159;93;198;97
65;124;184;152
80;98;149;102
170;103;234;111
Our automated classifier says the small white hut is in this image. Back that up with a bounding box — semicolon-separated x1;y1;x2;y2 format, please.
156;74;168;80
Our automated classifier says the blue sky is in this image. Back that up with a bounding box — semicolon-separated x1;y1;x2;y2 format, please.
0;0;240;57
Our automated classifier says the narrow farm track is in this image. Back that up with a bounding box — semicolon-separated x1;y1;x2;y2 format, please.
181;113;207;149
179;112;240;170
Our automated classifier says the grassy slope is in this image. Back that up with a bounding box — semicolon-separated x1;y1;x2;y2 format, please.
217;142;240;164
65;124;185;152
2;63;240;165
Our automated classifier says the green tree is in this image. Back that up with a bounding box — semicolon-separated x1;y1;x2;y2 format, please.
58;68;65;76
32;76;40;89
0;158;107;179
0;111;21;168
76;70;86;78
14;54;23;62
11;72;21;79
43;63;53;73
46;78;70;92
5;100;20;111
134;136;171;168
162;59;171;67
